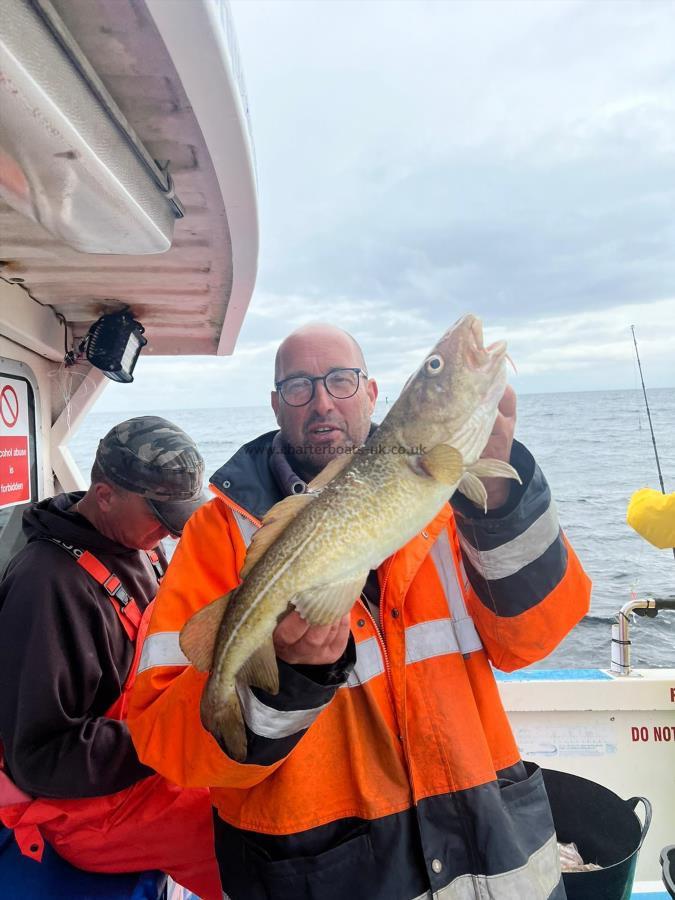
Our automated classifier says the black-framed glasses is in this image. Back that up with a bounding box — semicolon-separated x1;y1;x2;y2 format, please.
275;367;366;407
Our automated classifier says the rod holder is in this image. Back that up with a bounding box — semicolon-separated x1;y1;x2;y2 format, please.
611;597;675;676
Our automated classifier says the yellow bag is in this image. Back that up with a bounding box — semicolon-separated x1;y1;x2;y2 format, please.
627;488;675;549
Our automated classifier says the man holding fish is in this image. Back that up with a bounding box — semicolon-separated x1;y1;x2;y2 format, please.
129;315;591;900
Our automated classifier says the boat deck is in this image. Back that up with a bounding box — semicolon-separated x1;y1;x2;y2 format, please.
633;885;670;898
497;667;675;888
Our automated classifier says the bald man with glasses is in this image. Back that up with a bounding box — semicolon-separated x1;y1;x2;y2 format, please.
129;320;590;900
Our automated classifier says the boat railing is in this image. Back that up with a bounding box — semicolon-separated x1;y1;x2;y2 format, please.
611;596;675;676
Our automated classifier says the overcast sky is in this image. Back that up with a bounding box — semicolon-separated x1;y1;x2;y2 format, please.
99;0;675;413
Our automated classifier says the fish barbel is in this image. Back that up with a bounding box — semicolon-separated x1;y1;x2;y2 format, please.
180;313;520;760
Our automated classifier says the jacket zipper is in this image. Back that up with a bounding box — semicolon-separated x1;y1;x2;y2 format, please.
359;562;417;800
212;485;263;530
358;598;394;707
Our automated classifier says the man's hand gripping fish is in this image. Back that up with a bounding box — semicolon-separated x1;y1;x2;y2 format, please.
180;313;520;761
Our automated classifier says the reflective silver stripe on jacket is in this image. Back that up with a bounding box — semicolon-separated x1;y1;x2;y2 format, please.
457;501;559;581
405;619;461;663
138;624;469;684
236;683;331;739
138;631;188;673
429;531;483;656
412;833;561;900
405;615;481;665
345;637;385;687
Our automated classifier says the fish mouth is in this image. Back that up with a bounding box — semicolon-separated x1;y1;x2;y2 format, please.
465;316;507;373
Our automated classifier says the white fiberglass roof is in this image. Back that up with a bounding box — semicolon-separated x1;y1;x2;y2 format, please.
0;0;258;357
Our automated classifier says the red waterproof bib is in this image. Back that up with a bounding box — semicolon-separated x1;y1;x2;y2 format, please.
0;549;220;900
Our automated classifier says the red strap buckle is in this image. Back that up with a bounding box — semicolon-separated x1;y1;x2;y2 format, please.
50;543;142;642
103;574;122;595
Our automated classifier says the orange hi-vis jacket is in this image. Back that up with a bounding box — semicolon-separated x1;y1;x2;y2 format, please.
128;433;591;900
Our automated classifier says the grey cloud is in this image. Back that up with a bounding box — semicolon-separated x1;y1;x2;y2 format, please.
233;0;675;338
98;1;675;413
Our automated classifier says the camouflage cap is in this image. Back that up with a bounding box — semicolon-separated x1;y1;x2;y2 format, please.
95;416;207;536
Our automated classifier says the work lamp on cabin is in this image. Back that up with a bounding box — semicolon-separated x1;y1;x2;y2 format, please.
79;311;147;384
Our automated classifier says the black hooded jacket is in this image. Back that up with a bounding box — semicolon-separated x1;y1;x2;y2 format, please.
0;493;163;799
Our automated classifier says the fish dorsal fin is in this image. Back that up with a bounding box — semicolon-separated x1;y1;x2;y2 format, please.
292;572;368;626
419;445;464;485
180;592;232;672
238;638;279;695
306;453;353;492
240;493;316;579
457;472;488;511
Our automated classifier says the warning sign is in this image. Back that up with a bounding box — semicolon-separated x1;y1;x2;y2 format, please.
0;378;31;509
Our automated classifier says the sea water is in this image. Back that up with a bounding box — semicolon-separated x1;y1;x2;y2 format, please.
69;388;675;669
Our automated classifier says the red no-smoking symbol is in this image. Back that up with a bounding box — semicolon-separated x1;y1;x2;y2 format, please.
0;385;20;428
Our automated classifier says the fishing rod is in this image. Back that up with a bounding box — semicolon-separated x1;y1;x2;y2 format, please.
631;325;666;492
630;324;675;561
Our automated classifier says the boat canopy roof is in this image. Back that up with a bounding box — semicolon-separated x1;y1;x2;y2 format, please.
0;0;258;358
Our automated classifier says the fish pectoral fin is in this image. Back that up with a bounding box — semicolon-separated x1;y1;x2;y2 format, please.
467;457;522;483
241;493;316;578
292;573;368;626
306;453;353;491
457;472;488;512
419;444;464;484
179;592;232;672
456;460;521;512
238;639;280;695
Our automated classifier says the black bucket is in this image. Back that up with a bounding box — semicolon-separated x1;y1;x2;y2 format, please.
661;845;675;898
540;767;651;900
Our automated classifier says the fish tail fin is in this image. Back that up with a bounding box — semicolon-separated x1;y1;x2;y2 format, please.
201;681;247;763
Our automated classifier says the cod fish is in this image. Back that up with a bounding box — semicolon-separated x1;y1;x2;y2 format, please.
181;313;520;761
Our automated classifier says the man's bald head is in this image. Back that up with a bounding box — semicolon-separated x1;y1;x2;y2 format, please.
274;324;367;382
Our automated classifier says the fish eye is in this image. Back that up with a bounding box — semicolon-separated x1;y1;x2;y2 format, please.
424;355;444;376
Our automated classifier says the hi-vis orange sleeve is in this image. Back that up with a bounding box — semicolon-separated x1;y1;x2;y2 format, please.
127;498;286;790
465;533;591;672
